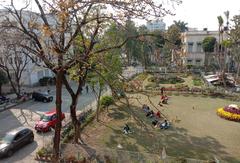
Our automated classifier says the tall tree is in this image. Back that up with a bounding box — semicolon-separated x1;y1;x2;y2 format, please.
165;24;182;68
217;15;227;86
173;20;188;32
202;36;216;67
124;18;139;65
1;0;181;160
230;14;240;78
0;31;30;98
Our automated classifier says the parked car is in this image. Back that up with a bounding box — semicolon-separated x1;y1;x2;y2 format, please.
32;92;53;102
0;95;10;105
35;110;65;132
0;127;34;158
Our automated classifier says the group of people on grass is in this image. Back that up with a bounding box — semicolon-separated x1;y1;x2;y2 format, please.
122;87;170;134
142;104;170;130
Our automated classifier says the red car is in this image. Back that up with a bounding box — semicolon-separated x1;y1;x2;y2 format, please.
35;110;65;132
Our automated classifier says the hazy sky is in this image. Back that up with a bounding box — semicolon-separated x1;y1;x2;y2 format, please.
1;0;240;31
162;0;240;30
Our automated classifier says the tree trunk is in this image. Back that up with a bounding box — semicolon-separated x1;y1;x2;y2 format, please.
236;63;240;80
16;78;21;98
96;88;102;122
70;96;81;144
0;84;2;95
52;70;63;161
6;73;20;98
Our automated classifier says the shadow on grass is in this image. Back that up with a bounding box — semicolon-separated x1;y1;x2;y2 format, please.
102;104;239;162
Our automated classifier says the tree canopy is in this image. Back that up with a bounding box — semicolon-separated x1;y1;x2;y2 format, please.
202;37;216;53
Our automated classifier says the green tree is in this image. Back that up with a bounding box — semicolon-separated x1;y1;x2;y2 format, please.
173;20;188;32
0;70;8;95
86;50;122;121
124;18;139;65
202;36;216;67
230;14;240;77
3;0;181;160
165;24;182;68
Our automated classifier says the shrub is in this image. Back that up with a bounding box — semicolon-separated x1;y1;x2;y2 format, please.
100;96;114;108
148;76;184;84
39;77;55;86
145;83;158;89
175;84;189;91
135;73;148;81
36;147;49;157
192;77;203;86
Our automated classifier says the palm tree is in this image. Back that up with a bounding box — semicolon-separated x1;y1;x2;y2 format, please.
224;10;230;30
232;46;240;79
173;20;188;32
217;15;226;87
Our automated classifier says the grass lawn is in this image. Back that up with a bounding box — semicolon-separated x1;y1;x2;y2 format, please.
64;94;240;162
144;74;204;89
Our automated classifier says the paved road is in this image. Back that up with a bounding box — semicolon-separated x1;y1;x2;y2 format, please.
0;84;97;163
0;67;141;162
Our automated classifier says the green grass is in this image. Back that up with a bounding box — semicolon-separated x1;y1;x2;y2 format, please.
193;78;203;86
82;94;240;162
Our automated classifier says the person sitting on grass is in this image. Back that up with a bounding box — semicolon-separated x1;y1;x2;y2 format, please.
142;104;150;113
123;124;131;134
146;110;154;118
152;119;158;126
156;111;161;119
160;119;170;129
161;95;168;104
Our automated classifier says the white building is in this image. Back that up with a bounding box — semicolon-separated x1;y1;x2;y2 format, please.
0;10;54;86
181;29;221;66
146;19;166;31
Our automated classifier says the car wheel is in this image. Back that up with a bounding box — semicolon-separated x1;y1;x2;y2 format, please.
48;127;51;132
29;136;34;143
7;150;13;157
43;98;47;103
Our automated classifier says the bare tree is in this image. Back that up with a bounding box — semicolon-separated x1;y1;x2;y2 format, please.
1;0;181;160
0;31;30;98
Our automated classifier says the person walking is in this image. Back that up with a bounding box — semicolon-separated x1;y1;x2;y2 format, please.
160;87;165;96
86;85;89;94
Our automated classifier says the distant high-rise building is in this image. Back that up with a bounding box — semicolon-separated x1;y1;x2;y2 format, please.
146;19;166;31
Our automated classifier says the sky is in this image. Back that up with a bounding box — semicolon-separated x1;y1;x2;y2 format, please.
162;0;240;30
1;0;240;31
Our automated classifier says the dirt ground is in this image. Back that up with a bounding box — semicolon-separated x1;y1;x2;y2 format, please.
64;94;240;162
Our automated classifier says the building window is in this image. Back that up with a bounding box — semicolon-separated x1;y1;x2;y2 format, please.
195;59;202;65
188;42;193;52
197;42;202;52
187;59;192;63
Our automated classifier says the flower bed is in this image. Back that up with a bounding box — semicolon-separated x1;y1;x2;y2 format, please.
217;108;240;122
223;106;240;114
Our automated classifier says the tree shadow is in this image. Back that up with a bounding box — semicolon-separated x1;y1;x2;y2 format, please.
101;105;240;162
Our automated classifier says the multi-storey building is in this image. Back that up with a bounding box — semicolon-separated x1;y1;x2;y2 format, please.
146;19;166;31
0;9;54;87
181;29;222;67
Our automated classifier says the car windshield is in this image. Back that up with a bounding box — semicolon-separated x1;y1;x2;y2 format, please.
40;114;51;122
2;133;14;143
